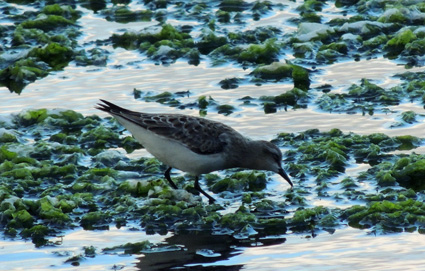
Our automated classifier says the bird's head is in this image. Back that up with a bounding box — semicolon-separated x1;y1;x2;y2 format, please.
250;140;293;187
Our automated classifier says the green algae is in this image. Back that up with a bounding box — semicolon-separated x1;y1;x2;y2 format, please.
216;104;235;116
10;209;34;228
138;200;219;234
121;136;143;153
316;78;407;114
118;179;158;197
112;24;194;64
64;254;85;266
239;39;280;64
384;29;416;58
348;79;386;98
42;4;81;20
0;59;49;94
359;153;425;191
0;3;85;93
221;211;256;230
16;108;70;127
297;0;324;12
210;38;282;66
392;156;425;191
84;245;96;258
12;26;50;46
80;211;110;230
276;129;422;185
396;135;420;150
216;10;231;23
209;171;267;193
39;197;71;225
251;62;293;80
292;65;311;91
144;91;174;103
290;134;349;172
81;126;121;149
260;88;309;110
219;0;248;12
103;240;152;254
251;62;310;91
20;15;75;32
288;206;340;233
0;146;18;163
197;32;228;55
343;199;425;233
219;77;241;89
21;224;50;247
103;6;153;23
198;95;210;109
401;111;417;124
263;102;277;114
28;42;73;70
319;42;348;55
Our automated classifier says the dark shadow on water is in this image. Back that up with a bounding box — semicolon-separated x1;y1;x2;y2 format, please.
136;232;287;270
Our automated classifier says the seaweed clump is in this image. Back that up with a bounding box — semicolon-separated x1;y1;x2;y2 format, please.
343;198;425;234
112;24;196;65
0;4;83;93
275;129;422;185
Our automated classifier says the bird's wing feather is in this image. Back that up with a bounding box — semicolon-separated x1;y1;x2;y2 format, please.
96;100;236;155
121;113;234;155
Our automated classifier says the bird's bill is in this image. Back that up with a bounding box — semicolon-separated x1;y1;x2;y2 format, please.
278;168;293;187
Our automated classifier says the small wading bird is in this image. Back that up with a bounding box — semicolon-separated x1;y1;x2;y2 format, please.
96;99;293;203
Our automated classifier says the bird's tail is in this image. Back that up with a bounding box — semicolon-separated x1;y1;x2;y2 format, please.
95;99;135;115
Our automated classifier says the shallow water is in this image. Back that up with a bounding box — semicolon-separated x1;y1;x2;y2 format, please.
0;226;169;271
206;227;425;271
2;56;425;139
2;226;425;270
2;1;425;270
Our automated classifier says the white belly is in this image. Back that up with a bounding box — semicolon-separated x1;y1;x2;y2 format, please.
115;117;226;175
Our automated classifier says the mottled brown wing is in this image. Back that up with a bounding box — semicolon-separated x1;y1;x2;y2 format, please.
123;113;235;155
96;99;237;154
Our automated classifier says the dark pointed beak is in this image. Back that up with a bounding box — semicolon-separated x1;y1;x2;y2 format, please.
279;167;293;187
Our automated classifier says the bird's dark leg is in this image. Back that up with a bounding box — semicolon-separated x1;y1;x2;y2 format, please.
194;176;216;204
164;167;178;189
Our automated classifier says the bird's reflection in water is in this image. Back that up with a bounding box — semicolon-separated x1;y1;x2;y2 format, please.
136;232;286;270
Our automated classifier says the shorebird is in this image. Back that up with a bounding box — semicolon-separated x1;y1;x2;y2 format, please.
96;99;293;203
